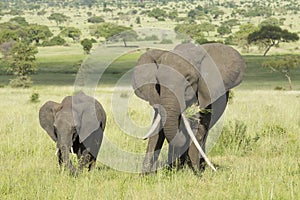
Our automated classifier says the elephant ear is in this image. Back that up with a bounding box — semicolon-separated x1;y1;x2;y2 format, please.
39;101;62;142
72;93;105;143
198;43;246;108
132;49;168;106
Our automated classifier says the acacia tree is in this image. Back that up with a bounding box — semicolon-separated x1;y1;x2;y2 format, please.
7;42;38;87
80;38;93;54
26;24;53;44
174;23;204;40
48;13;69;25
217;25;231;36
199;22;215;36
89;23;135;46
148;8;167;20
60;27;81;42
233;23;257;52
248;25;299;56
262;56;299;90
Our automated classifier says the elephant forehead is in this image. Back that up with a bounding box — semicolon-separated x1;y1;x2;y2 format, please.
172;43;207;71
158;52;200;79
55;111;76;127
132;63;158;89
156;64;185;80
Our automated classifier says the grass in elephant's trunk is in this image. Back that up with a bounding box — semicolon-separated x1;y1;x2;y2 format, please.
60;146;77;175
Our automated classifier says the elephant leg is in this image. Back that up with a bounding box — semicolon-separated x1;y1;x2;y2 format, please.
79;149;93;171
168;121;190;170
57;150;63;167
88;157;97;171
187;115;210;172
142;129;165;174
188;92;229;171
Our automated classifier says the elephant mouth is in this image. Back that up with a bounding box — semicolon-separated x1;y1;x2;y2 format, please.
55;146;75;155
143;113;216;172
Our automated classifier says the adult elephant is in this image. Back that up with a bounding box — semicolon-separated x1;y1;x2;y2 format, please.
132;43;246;173
39;92;106;174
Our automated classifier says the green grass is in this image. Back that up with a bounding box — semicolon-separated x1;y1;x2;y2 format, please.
0;87;299;199
2;50;300;90
239;55;300;90
0;3;300;197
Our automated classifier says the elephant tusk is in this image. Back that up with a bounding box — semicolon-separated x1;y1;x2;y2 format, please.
181;114;217;172
55;148;59;156
142;114;161;140
71;147;74;154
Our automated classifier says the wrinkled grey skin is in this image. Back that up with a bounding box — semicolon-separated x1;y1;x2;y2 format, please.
39;92;106;174
132;43;246;174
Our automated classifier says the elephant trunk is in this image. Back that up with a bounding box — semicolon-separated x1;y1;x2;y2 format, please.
159;86;181;143
60;145;76;174
160;86;189;166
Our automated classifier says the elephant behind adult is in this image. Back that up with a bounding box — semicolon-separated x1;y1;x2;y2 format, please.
132;42;246;173
39;92;106;174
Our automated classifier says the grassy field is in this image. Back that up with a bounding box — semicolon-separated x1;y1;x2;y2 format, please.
0;1;300;199
0;86;299;199
0;49;300;199
1;45;300;89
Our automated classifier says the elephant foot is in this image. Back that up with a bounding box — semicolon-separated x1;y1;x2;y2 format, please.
185;156;206;175
142;152;161;175
141;164;157;175
78;152;96;172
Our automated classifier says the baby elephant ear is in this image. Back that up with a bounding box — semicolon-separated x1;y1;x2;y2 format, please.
74;102;101;143
39;101;62;142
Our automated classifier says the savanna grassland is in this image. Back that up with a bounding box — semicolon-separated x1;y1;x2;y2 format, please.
0;0;300;199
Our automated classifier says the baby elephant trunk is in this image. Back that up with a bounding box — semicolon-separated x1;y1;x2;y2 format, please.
60;145;77;174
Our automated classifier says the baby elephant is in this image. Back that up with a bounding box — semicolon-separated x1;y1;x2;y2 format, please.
39;92;106;174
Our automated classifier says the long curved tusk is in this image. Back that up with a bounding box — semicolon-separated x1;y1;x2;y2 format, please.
71;147;74;154
55;148;59;156
142;114;161;140
182;114;217;172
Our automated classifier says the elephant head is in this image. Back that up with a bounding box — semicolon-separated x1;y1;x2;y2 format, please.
132;43;246;172
39;92;106;173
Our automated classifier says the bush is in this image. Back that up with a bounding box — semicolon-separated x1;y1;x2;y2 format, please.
9;76;32;88
195;37;208;44
261;124;287;137
42;36;66;46
159;39;173;44
274;86;286;90
30;92;40;103
228;90;234;104
87;16;105;23
212;120;258;156
141;35;159;41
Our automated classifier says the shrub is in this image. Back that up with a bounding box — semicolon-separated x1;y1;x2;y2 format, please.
142;35;159;41
228;90;234;104
87;16;105;23
274;86;286;90
212;120;258;156
30;92;40;103
261;124;287;137
42;36;66;46
195;37;208;45
9;76;32;88
159;39;173;44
